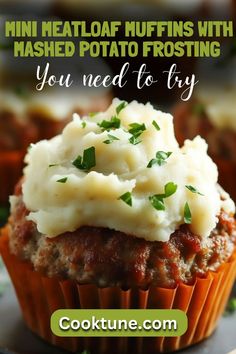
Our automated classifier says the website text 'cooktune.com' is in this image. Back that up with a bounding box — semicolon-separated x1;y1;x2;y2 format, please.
51;309;187;337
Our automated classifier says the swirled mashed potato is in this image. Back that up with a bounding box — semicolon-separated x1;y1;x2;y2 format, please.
17;99;235;242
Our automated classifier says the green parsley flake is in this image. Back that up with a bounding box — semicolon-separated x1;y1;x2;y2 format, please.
128;123;146;136
98;116;121;131
149;182;177;211
147;151;172;168
128;122;146;145
49;164;59;168
152;120;160;131
129;135;142;145
118;192;132;207
88;112;98;117
149;195;165;211
185;185;204;196
57;177;68;183
116;101;127;115
103;134;120;144
81;121;86;128
165;182;178;197
184;202;192;224
72;146;96;171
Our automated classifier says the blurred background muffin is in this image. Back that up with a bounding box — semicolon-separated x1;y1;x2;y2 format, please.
173;41;236;201
0;16;112;210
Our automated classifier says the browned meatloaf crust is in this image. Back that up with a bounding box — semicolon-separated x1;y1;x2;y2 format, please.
8;183;236;289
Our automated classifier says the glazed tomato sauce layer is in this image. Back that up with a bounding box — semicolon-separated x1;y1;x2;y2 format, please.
9;182;236;289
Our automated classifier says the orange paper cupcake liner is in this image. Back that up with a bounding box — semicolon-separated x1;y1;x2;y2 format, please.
1;228;236;354
0;151;24;205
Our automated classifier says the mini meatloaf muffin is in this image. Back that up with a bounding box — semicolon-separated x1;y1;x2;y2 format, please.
9;181;236;288
1;88;111;144
173;50;236;163
8;99;236;289
0;87;111;204
173;82;236;202
174;98;236;162
0;108;37;152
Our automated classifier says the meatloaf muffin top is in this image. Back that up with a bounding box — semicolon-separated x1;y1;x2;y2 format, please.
14;98;234;243
8;99;236;288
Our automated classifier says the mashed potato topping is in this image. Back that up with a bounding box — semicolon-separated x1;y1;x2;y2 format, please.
18;99;235;241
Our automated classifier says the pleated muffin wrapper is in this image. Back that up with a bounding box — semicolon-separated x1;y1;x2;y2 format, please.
1;229;236;354
0;151;24;205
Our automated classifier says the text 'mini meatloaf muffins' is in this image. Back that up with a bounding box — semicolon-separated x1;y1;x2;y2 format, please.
0;99;236;353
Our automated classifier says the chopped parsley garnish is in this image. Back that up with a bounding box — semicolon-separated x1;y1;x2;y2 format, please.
57;177;68;183
147;151;172;168
185;185;204;196
149;182;177;211
129;135;142;145
128;123;146;136
118;192;132;207
103;134;120;144
116;101;127;115
164;182;178;197
49;163;59;168
72;146;96;171
81;121;86;128
149;195;165;211
152;120;160;131
88;112;98;117
184;202;192;224
98;116;121;131
128;122;146;145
